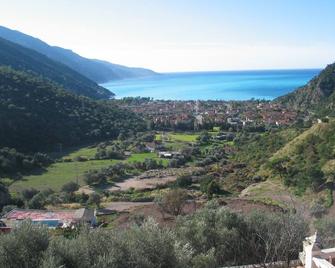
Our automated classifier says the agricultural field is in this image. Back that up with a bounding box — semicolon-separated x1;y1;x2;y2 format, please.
9;148;168;192
10;159;116;192
155;132;199;143
127;152;167;164
9;129;229;199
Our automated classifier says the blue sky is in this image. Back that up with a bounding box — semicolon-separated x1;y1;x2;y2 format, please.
0;0;334;72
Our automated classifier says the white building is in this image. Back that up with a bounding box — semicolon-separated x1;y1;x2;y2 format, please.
300;232;335;268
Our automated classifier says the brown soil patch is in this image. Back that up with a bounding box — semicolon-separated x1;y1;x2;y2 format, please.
109;176;177;191
114;201;200;228
104;201;153;212
225;198;284;214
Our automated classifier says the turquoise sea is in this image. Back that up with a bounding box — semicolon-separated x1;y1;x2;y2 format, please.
102;69;321;100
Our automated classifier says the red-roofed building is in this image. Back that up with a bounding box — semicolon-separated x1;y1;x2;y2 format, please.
2;208;96;228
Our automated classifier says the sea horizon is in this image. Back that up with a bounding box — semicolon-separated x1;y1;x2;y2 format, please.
158;67;322;75
102;68;321;101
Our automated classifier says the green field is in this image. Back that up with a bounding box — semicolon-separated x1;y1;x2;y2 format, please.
10;149;168;192
155;132;199;142
65;146;98;159
9;133;201;192
10;159;116;192
128;152;158;162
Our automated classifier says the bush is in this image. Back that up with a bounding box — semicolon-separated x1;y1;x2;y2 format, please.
84;170;107;186
155;189;188;216
197;131;211;144
315;217;335;248
0;183;11;209
206;180;221;199
41;218;191;268
61;181;79;193
0;221;49;268
199;176;216;194
168;156;186;168
176;202;308;266
74;156;88;162
21;188;39;201
88;192;102;208
175;174;193;188
310;201;327;218
28;193;46;209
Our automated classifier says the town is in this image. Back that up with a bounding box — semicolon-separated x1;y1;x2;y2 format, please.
116;98;301;131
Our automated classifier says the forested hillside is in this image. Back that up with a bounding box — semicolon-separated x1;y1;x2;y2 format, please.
0;25;157;83
0;67;145;152
276;62;335;115
262;121;335;194
0;37;113;99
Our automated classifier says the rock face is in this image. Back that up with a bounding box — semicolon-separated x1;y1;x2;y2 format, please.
276;62;335;112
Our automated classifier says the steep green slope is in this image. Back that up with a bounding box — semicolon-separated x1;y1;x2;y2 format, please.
0;37;113;99
276;62;335;114
264;121;335;193
0;67;145;152
234;129;301;169
0;25;157;83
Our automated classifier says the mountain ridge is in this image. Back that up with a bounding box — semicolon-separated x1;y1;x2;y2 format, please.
0;36;115;99
275;62;335;114
0;25;157;83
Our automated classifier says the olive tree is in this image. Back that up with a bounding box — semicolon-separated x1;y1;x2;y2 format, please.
155;189;188;217
0;221;49;268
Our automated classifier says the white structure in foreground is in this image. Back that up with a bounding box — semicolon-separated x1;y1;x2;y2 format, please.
300;232;335;268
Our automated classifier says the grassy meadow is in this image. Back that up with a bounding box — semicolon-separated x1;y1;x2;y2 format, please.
9;148;167;192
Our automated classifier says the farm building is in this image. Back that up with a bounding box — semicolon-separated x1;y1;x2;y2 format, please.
1;208;96;228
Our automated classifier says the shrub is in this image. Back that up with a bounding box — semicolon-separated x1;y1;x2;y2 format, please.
88;192;102;208
20;188;39;201
175;174;193;188
61;181;79;193
0;183;11;209
0;221;49;268
206;180;221;199
315;217;335;248
310;201;327;218
84;170;107;186
74;156;88;162
155;189;188;216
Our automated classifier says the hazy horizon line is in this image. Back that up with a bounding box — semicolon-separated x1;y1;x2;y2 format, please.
158;67;323;75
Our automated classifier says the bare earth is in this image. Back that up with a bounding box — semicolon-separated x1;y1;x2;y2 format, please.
104;201;153;212
114;201;200;228
108;176;177;191
108;167;202;192
77;167;202;194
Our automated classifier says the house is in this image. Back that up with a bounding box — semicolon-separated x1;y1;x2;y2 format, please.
227;117;239;125
158;151;181;158
2;208;96;229
300;232;335;268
